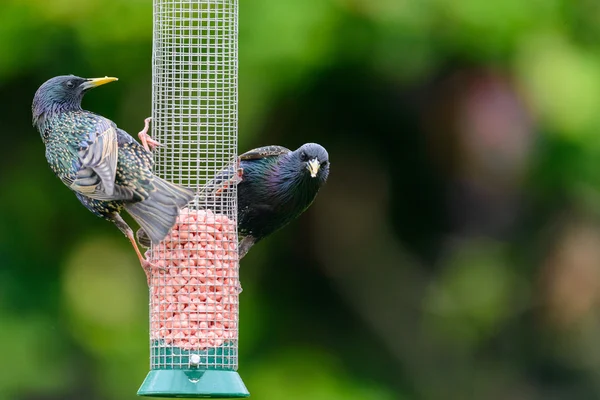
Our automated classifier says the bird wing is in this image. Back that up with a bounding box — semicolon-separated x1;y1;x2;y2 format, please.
69;122;120;199
240;145;290;161
198;163;239;209
197;146;289;208
199;145;289;206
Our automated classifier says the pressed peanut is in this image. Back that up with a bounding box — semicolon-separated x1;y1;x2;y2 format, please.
148;208;240;351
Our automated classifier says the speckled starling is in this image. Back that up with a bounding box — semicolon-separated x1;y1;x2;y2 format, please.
32;75;195;274
137;143;330;259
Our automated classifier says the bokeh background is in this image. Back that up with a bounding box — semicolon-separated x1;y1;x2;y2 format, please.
3;0;600;399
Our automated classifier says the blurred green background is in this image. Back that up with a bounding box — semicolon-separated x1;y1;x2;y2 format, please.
4;0;600;399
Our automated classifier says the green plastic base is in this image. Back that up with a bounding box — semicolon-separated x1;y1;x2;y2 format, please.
137;369;249;398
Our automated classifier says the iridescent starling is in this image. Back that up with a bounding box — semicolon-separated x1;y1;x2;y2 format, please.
32;75;195;273
138;143;330;258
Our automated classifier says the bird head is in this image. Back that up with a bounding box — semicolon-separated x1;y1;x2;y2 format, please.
32;75;118;127
295;143;330;182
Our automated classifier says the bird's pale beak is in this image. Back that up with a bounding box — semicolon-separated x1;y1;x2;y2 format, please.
307;158;320;178
80;76;118;90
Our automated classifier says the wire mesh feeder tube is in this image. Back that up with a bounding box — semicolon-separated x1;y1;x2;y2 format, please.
138;0;248;397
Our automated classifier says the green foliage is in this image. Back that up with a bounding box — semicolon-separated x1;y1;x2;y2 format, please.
424;240;525;346
244;348;397;400
0;313;70;399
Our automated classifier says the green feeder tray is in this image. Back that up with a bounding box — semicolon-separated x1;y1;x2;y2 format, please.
138;342;249;398
138;369;249;398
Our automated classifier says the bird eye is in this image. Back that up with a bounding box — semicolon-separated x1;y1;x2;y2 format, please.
321;160;328;167
300;152;308;162
66;81;75;89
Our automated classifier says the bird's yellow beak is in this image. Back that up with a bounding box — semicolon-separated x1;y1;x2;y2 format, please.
307;158;320;178
81;76;118;90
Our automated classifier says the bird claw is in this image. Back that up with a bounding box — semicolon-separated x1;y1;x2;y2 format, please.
142;258;166;272
235;157;244;182
235;167;244;183
141;258;167;285
138;117;162;153
213;163;243;196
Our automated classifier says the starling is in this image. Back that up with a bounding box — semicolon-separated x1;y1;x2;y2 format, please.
137;143;330;259
32;75;195;275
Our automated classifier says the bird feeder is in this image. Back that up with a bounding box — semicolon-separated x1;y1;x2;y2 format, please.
137;0;248;397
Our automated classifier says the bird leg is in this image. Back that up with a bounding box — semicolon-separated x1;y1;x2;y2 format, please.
110;213;165;284
238;235;256;260
138;117;162;153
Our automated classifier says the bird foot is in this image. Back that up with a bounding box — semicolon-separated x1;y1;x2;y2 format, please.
213;162;243;196
235;157;244;181
138;117;162;153
141;258;167;285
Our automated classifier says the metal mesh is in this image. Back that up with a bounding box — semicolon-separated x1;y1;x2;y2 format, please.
148;0;239;371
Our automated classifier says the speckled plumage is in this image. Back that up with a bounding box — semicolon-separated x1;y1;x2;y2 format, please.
137;143;330;259
42;111;152;216
33;75;195;274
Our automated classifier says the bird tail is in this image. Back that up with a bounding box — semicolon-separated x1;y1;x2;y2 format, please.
124;177;195;244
